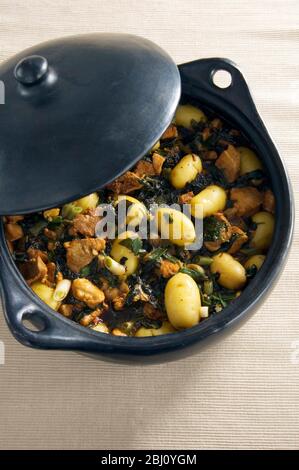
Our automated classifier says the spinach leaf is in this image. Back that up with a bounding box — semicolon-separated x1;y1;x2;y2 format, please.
235;169;264;187
29;220;48;236
80;266;91;277
147;247;168;261
179;267;207;282
120;237;143;255
246;265;258;279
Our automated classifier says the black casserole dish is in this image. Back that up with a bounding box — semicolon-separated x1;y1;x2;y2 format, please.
0;34;294;363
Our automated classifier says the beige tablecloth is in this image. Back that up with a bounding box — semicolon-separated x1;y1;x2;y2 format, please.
0;0;299;450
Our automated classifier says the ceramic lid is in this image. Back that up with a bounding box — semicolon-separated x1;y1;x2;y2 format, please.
0;33;181;214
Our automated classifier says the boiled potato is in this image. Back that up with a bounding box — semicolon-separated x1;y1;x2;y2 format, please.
238;147;263;175
110;231;139;276
170;154;202;189
155;207;196;246
151;140;160;152
211;253;246;290
191;185;227;218
43;208;60;220
175;104;207;128
244;254;266;271
135;322;176;337
115;195;147;227
31;282;60;311
152;322;176;336
165;273;201;329
250;211;275;251
135;327;153;337
92;323;109;334
74;192;99;211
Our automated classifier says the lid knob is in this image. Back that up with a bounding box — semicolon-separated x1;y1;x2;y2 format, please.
14;55;49;85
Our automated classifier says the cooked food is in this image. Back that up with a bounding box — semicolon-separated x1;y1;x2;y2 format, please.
164;273;202;329
5;102;275;337
210;253;246;290
170;153;202;189
190;185;227;218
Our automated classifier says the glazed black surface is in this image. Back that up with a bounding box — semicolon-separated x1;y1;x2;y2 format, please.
0;33;180;215
0;58;294;363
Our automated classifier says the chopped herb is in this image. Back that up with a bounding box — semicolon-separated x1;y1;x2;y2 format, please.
207;165;228;187
235;169;265;187
147;247;168;261
192;255;213;266
185;173;212;193
48;216;64;229
210;291;236;308
144;248;179;267
79;257;99;279
138;318;162;329
120;237;143;255
29;220;48;236
203;215;228;242
213;233;239;253
137;176;180;206
80;266;91;277
179;267;207;282
163;252;180;264
246;265;258;278
98;265;119;288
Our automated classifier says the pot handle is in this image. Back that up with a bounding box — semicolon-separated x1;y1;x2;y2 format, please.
0;246;103;351
178;58;267;132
